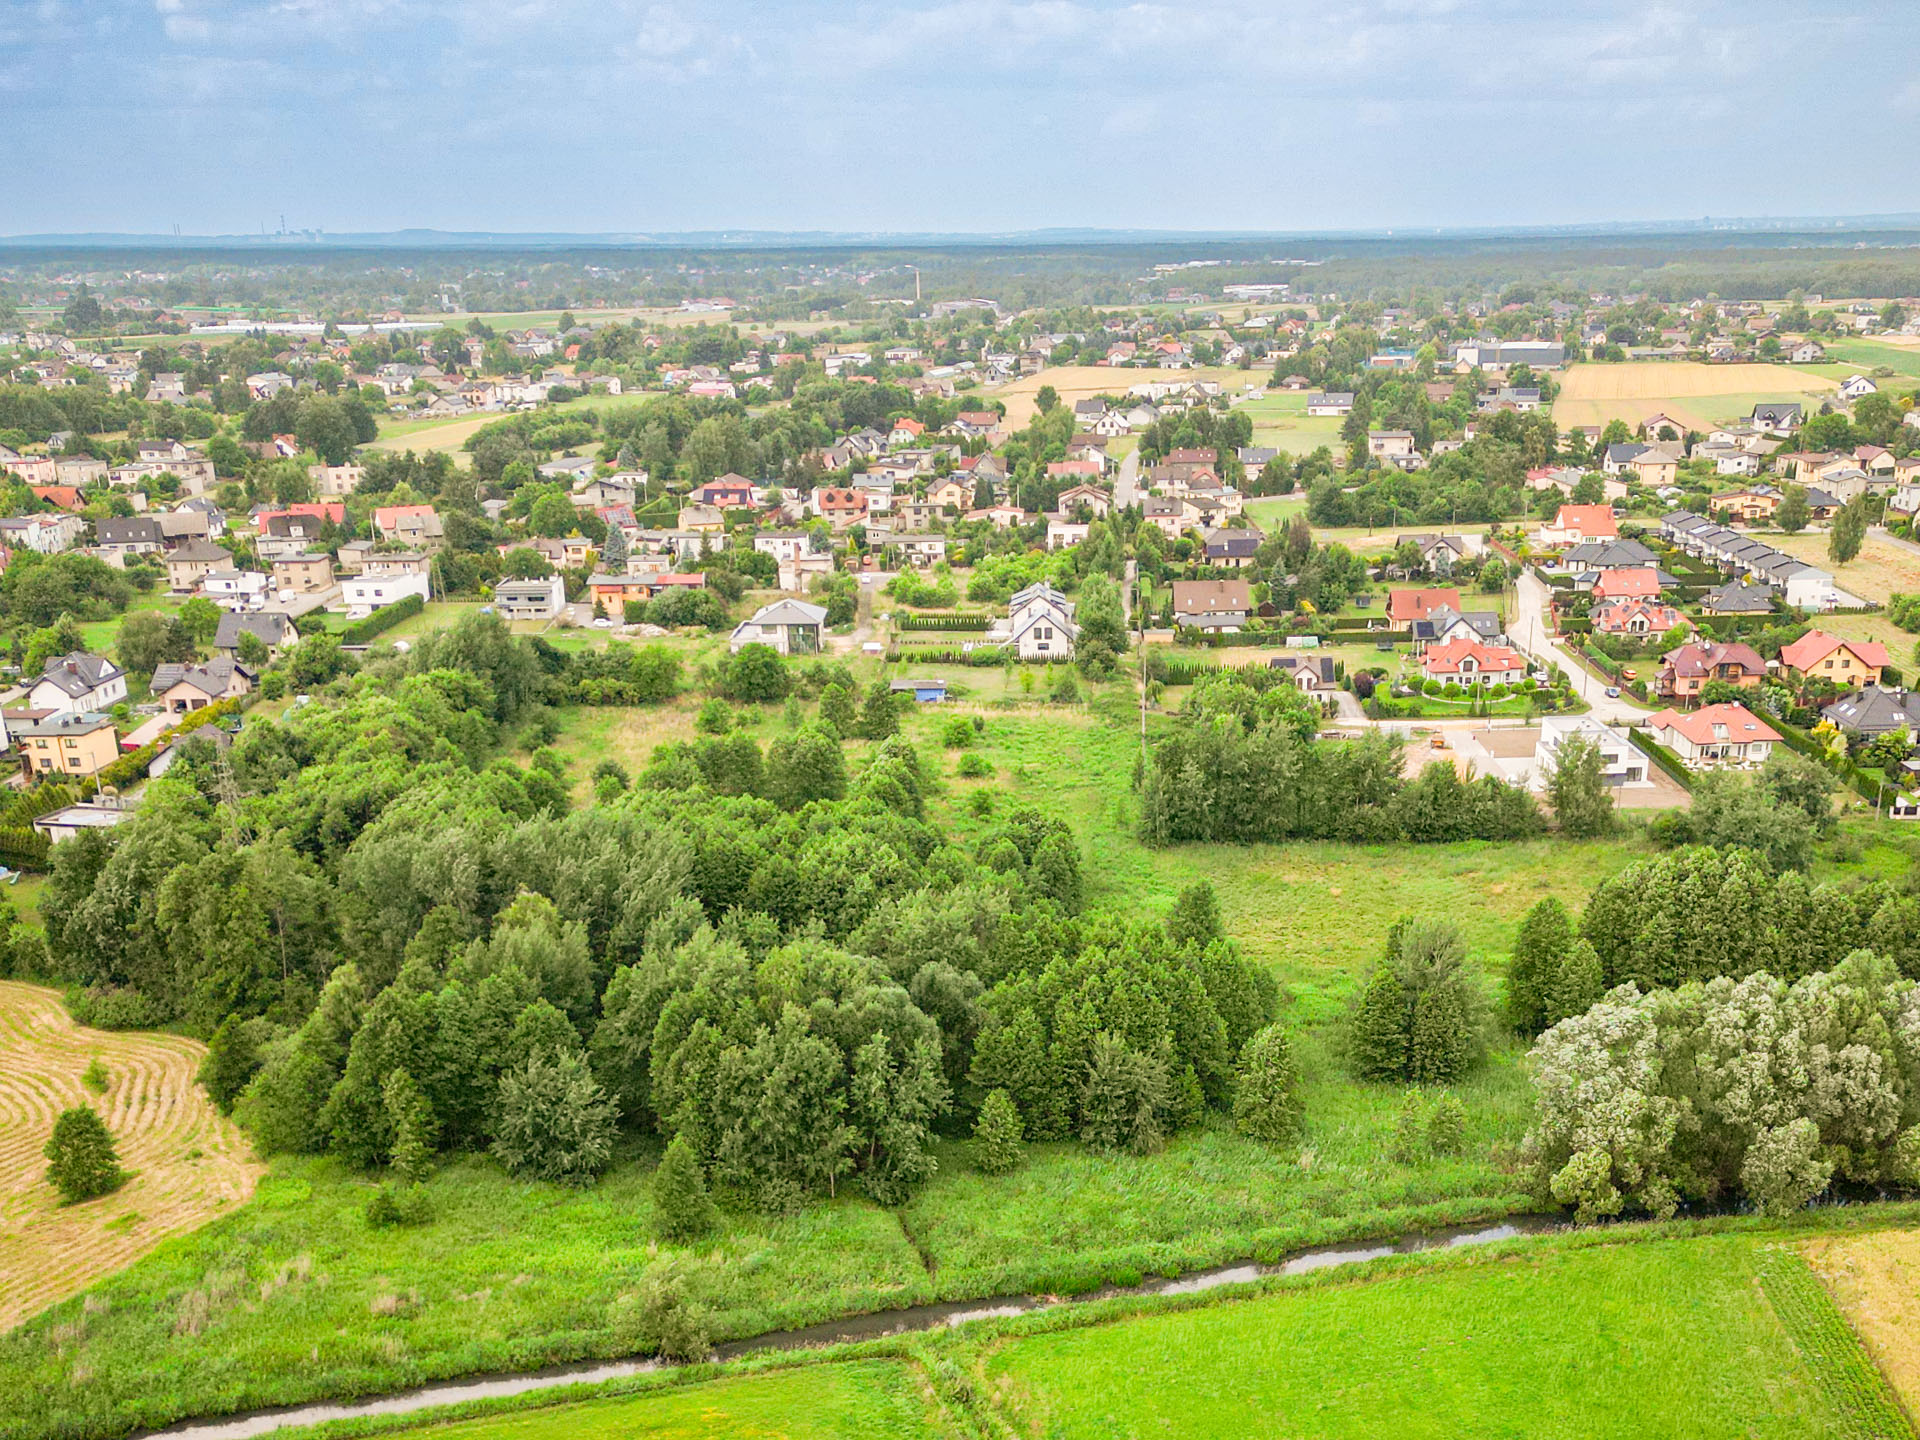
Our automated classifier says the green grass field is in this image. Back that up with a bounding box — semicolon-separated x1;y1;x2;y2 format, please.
1232;393;1348;454
1815;337;1920;381
396;1362;939;1440
983;1236;1906;1439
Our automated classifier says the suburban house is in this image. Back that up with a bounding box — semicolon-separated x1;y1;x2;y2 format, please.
1700;579;1778;615
203;568;271;604
0;513;85;553
730;599;829;655
166;540;233;592
491;576;569;622
1055;483;1112;517
810;487;869;526
1713;487;1783;523
1535;715;1647;787
1779;632;1888;689
1751;403;1803;437
1656;641;1766;700
255;512;330;562
1421;637;1526;686
1367;430;1419;465
1172;579;1253;631
1269;654;1337;692
1591;567;1664;602
1045;519;1091;551
586;571;707;610
32;797;137;844
887;534;948;569
1005;582;1077;660
342;570;431;616
1202;528;1263;569
96;515;167;562
372;505;445;549
272;553;336;594
1590;598;1685;635
151;658;252;714
1387;587;1463;625
1306;392;1355;416
30;653;127;717
307;463;364;497
1822;686;1920;738
689;475;757;509
1646;703;1781;768
1538;504;1619;547
14;712;119;779
214;611;297;660
752;531;816;565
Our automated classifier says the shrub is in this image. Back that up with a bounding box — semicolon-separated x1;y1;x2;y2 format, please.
1428;1092;1467;1155
957;753;992;778
259;670;288;700
972;1087;1026;1175
1231;1024;1302;1142
44;1105;124;1203
941;715;976;748
695;698;733;735
1390;1090;1426;1164
365;1182;433;1229
966;790;994;817
81;1058;109;1095
651;1135;717;1241
611;1258;712;1362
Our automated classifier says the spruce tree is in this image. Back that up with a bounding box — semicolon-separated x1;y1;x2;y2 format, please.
1167;880;1223;949
972;1088;1026;1175
382;1067;439;1183
856;680;900;740
1232;1024;1303;1142
1544;938;1605;1029
652;1134;717;1241
44;1105;124;1203
1390;1090;1426;1164
1508;897;1574;1037
198;1016;262;1114
1350;966;1409;1082
1409;985;1469;1085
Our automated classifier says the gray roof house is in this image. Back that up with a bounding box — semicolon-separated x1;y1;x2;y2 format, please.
729;599;828;656
1823;686;1920;739
213;611;297;657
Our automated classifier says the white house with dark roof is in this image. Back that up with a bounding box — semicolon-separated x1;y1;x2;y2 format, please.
29;653;127;717
730;599;829;655
1003;582;1076;660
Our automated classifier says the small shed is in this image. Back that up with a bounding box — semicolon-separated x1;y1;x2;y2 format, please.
889;678;949;703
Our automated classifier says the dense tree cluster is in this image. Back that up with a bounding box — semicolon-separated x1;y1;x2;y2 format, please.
1139;672;1541;846
1349;920;1483;1086
1576;846;1920;991
30;614;1292;1208
1523;953;1920;1220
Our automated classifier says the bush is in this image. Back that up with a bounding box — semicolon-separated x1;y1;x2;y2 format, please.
81;1058;109;1094
1390;1090;1426;1164
365;1182;433;1229
44;1105;124;1203
957;752;992;778
651;1135;717;1241
966;790;994;817
259;670;288;700
1231;1024;1302;1142
611;1258;712;1362
972;1087;1026;1175
941;715;976;748
66;984;167;1030
1428;1092;1467;1155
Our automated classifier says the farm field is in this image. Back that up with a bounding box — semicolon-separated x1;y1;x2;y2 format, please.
1233;391;1348;453
396;1362;940;1440
983;1235;1906;1439
0;982;261;1334
1551;361;1837;433
1815;337;1920;381
1805;1227;1920;1417
993;366;1260;430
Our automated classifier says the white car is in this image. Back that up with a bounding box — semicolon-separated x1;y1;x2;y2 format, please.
592;617;612;629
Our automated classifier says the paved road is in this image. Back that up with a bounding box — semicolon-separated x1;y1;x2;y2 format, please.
1114;447;1143;509
1511;570;1647;724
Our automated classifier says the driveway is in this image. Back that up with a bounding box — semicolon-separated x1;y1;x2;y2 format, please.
1114;447;1143;509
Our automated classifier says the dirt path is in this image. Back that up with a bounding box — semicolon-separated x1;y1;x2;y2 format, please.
0;982;261;1333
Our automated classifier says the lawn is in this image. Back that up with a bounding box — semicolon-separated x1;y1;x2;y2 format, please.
75;590;183;656
983;1236;1903;1439
1814;337;1920;381
1232;392;1348;454
395;1362;940;1440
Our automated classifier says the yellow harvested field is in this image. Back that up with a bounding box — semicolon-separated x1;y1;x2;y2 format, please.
994;365;1259;430
0;982;260;1333
364;413;498;459
1803;1228;1920;1415
1552;362;1837;432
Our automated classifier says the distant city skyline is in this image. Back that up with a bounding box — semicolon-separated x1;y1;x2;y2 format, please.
6;1;1915;236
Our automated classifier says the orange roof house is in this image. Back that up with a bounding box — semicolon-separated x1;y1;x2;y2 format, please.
1421;637;1526;684
1591;567;1661;601
1544;504;1619;545
30;486;83;511
1388;587;1463;624
1779;631;1888;688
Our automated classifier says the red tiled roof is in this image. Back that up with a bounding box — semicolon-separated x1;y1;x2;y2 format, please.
1779;631;1890;672
1421;638;1525;676
1387;587;1462;623
1648;703;1781;747
1592;567;1661;600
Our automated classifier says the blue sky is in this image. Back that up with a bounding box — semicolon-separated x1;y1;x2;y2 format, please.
2;0;1915;236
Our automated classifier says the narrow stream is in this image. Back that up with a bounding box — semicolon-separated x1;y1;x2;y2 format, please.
138;1216;1562;1440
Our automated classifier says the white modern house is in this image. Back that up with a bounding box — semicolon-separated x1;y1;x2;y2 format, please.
1000;582;1077;660
1534;715;1647;787
29;653;128;717
342;569;432;619
491;575;569;622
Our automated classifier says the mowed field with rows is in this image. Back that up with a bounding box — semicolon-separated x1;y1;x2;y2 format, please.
0;982;261;1332
1552;361;1838;433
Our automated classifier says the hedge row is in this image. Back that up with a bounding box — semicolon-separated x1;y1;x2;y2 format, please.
1770;721;1885;803
1628;727;1693;791
893;612;993;631
886;645;1008;667
339;592;426;645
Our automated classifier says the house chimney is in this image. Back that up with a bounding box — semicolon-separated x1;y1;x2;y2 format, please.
65;659;77;674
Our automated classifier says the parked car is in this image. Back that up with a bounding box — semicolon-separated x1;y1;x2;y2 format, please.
1604;686;1621;698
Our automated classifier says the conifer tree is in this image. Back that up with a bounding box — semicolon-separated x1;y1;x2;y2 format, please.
382;1067;438;1183
1232;1024;1303;1142
44;1105;124;1203
1409;985;1469;1085
651;1134;717;1241
972;1087;1026;1175
1351;966;1409;1082
1427;1092;1467;1155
